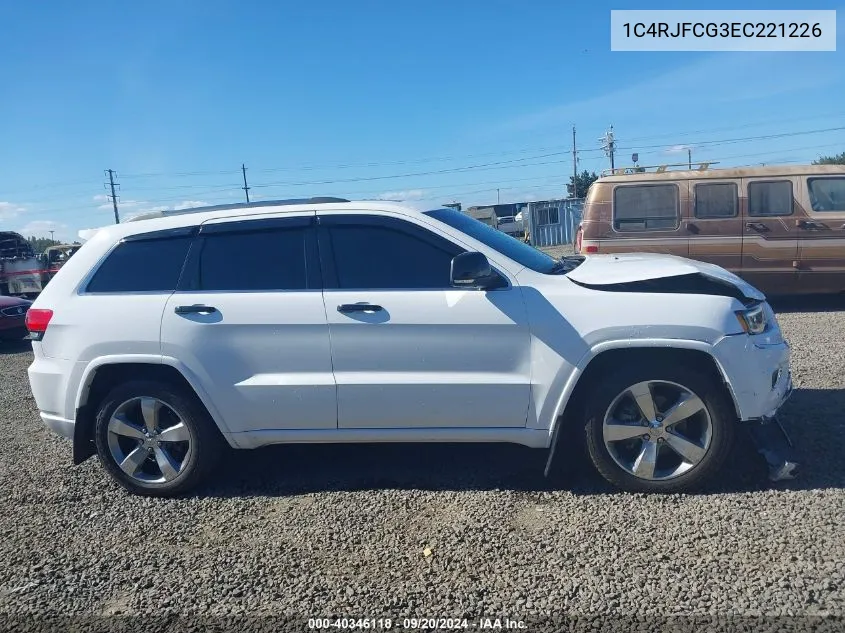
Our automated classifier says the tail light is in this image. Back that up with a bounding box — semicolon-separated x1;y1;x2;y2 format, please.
26;309;53;341
584;245;599;253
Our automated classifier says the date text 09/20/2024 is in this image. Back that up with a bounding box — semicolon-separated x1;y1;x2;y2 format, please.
308;618;527;630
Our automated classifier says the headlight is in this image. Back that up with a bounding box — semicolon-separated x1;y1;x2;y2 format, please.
735;303;768;334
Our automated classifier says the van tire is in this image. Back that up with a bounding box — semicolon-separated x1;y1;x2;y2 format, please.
94;380;223;497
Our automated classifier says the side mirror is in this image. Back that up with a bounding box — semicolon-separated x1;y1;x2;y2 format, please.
450;252;503;290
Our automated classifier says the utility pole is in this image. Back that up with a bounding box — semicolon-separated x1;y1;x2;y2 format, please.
105;169;120;224
600;126;616;171
572;125;578;198
688;148;692;169
241;163;251;203
497;188;500;204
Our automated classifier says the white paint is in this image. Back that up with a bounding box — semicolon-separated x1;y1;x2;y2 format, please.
28;200;792;455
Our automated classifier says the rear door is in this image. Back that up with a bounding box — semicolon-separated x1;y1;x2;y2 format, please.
160;213;336;434
687;179;743;275
740;178;800;295
797;175;845;293
608;182;689;257
318;212;532;429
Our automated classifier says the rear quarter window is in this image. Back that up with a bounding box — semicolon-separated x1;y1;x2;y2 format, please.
85;236;192;293
613;184;679;231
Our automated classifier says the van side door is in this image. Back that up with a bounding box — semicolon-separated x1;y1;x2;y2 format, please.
740;177;800;296
797;174;845;293
608;182;689;257
687;179;743;276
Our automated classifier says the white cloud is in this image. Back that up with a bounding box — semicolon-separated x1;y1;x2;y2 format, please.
665;144;693;154
97;198;146;211
0;201;27;221
375;189;426;201
16;220;71;241
173;200;208;210
92;194;109;203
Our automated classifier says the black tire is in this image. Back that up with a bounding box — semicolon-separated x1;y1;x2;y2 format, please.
94;380;224;497
583;361;735;494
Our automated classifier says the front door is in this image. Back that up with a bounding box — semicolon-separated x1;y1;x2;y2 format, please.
317;212;532;429
160;213;337;434
686;179;743;276
797;175;845;293
740;178;800;296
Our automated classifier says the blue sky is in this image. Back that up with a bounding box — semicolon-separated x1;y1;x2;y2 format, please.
0;0;843;241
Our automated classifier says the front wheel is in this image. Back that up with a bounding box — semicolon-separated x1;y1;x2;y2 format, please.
584;363;735;493
94;380;223;497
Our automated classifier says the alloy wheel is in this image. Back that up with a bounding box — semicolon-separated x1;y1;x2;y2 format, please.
106;397;193;484
602;380;713;481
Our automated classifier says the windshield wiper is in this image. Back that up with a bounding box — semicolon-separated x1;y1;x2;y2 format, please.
548;255;585;274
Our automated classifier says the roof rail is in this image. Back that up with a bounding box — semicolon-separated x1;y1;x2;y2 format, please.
600;162;720;177
126;196;351;222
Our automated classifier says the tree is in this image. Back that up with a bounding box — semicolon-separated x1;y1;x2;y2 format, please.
27;236;60;253
567;170;599;198
813;152;845;165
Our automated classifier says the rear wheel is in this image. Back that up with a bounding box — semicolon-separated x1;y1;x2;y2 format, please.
94;380;223;497
584;362;735;493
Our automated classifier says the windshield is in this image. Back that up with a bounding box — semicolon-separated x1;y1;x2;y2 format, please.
424;208;559;273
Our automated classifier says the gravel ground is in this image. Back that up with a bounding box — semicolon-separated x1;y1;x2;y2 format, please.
0;292;843;629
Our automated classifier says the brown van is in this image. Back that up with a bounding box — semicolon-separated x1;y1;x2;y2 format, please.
575;164;845;296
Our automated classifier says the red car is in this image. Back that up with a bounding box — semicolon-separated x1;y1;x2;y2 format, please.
0;295;31;341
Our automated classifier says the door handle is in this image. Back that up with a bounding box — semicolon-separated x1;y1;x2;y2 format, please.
685;221;700;234
337;303;383;314
174;304;218;315
797;219;829;230
745;222;769;232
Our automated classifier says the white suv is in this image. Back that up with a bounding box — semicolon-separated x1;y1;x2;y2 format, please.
26;198;795;497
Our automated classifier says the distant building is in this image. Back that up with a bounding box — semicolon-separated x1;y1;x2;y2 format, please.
465;206;499;227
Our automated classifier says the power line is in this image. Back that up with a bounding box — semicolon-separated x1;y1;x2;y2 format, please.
109;110;843;179
250;151;573;188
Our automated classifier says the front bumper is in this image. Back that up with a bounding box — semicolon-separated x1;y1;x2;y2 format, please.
713;331;797;481
40;412;75;440
713;334;792;422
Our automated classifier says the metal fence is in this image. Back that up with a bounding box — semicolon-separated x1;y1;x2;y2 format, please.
525;198;584;247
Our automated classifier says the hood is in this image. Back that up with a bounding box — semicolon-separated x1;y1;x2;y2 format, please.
565;253;765;302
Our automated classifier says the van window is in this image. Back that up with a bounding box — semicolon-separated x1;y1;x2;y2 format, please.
86;237;192;293
808;177;845;212
694;183;737;218
613;184;679;231
748;180;793;217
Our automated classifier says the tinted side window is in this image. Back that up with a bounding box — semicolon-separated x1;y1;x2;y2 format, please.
86;237;191;293
198;229;307;291
613;184;679;231
695;183;738;218
748;180;793;217
327;225;457;289
808;177;845;212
